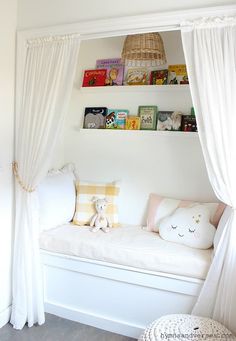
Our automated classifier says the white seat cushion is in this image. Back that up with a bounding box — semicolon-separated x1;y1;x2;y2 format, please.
39;224;212;279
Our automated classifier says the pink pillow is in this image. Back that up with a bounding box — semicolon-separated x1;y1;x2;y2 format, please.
146;193;225;232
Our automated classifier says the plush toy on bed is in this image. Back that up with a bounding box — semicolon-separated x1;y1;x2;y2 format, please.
159;205;216;249
90;197;112;232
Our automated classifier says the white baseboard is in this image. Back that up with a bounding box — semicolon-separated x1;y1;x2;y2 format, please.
0;306;11;328
45;301;144;338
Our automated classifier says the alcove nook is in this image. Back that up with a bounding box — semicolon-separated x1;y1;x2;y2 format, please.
52;30;215;226
37;29;215;338
14;4;236;338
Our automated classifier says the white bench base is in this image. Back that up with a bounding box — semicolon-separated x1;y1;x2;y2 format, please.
41;250;203;339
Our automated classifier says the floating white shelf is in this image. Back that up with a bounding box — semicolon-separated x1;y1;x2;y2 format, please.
79;84;190;94
79;128;198;138
79;84;194;135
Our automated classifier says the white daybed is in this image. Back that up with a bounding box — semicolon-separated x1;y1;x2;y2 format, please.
40;224;212;338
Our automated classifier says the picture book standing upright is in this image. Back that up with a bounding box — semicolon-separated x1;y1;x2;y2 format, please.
96;58;124;86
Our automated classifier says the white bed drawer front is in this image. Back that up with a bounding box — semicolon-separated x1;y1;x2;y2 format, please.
42;251;202;296
42;251;203;338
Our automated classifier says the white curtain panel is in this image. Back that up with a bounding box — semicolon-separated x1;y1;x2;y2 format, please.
11;34;80;329
181;17;236;333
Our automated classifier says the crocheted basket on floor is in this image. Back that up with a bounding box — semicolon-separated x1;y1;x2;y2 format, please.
139;314;235;341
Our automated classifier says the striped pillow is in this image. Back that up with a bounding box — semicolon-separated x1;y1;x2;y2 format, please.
146;193;225;233
73;181;120;227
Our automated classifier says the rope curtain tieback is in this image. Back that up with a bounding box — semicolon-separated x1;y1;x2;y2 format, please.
12;161;35;193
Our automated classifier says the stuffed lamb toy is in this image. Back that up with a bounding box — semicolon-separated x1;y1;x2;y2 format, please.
90;197;112;233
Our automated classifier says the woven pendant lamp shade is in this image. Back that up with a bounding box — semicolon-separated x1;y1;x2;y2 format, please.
121;33;167;67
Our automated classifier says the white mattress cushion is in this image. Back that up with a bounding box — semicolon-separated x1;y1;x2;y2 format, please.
39;225;212;279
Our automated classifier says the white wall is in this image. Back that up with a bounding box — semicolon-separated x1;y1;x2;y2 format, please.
63;32;216;226
0;0;17;327
17;0;236;29
16;0;229;226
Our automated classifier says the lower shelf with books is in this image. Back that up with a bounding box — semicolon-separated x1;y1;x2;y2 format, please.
79;128;198;138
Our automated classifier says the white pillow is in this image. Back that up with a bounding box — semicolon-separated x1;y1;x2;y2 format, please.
38;164;77;231
145;193;225;233
159;205;216;249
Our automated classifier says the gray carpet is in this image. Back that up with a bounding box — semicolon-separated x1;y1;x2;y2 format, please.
0;313;136;341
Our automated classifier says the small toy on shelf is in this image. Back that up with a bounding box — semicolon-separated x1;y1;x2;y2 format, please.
90;197;111;233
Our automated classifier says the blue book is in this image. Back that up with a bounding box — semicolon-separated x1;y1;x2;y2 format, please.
106;109;129;129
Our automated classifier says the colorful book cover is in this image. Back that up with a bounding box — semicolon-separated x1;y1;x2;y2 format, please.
150;69;168;85
83;107;107;129
106;109;129;129
157;111;182;131
82;69;107;87
168;65;189;85
96;58;124;86
125;68;148;86
181;115;198;132
138;106;158;130
125;116;141;130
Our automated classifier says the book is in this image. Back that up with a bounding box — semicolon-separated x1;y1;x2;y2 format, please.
157;111;182;131
106;109;129;129
150;69;168;85
82;69;107;87
83;107;107;129
181;115;198;132
125;116;141;130
96;58;124;86
168;64;189;85
138;106;158;130
125;68;148;86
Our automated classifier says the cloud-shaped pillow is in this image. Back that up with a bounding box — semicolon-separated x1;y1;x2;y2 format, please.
159;205;216;249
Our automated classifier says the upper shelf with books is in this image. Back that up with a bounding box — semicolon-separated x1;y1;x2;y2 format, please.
79;84;190;94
